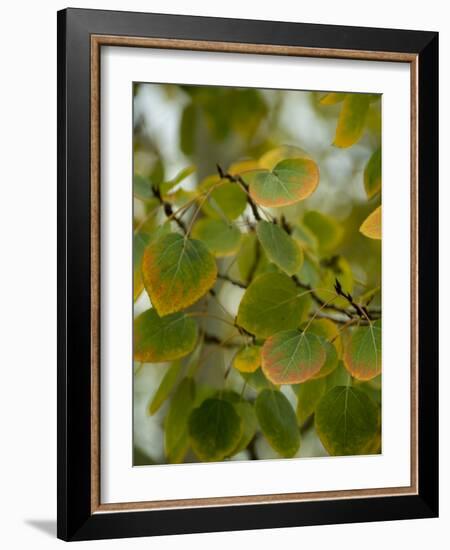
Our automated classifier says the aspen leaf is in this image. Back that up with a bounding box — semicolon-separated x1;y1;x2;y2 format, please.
243;158;319;207
148;360;184;415
262;330;326;385
334;94;371;148
192;218;241;257
237;272;311;338
165;378;196;463
133;174;154;200
142;233;217;316
315;386;379;456
134;309;198;363
200;175;247;220
360;205;382;240
303;211;343;253
255;389;300;458
295;377;327;424
233;345;262;373
343;320;382;380
256;220;303;275
320;92;346;105
188;398;242;462
259;145;311;170
364;148;382;199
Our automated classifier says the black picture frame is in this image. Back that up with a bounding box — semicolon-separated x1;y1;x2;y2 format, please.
57;7;438;541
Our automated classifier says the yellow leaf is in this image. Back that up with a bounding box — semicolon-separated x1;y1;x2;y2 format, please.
360;206;382;240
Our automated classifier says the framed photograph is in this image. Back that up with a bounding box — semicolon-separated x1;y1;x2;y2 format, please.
57;8;438;541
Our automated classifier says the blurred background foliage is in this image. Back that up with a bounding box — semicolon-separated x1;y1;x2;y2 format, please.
133;82;382;465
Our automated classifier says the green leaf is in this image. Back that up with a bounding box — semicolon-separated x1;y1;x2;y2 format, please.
256;221;303;275
243;158;319;207
191;218;241;257
326;361;351;389
233;402;258;455
148;361;184;415
255;389;300;458
133;231;151;301
364;148;381;199
303;211;343;253
134;174;154;200
233;345;261;373
134;308;198;362
294;377;327;424
315;386;379;456
262;330;326;384
292;223;319;252
334;94;371;148
188;398;242;462
200;175;247;220
360;205;382;240
237;272;311;338
142;233;217;316
165;378;196;463
343;320;382;380
236;232;259;283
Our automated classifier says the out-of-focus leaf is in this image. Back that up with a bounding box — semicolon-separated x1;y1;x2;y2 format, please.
315;386;379;455
316;255;354;309
262;330;326;384
134;174;154;200
134;309;198;362
243;158;320;207
258;145;311;170
320;92;346;105
240;368;276;391
236;232;258;283
255;389;300;458
360;205;382;240
200;175;247;220
228;159;260;175
233;345;262;373
343;320;382;380
148;361;184;415
165;378;196;463
221;393;259;456
294;377;327;424
142;233;217;316
133;231;151;301
364;148;382;199
237;272;311;338
188;398;242;461
160;165;196;196
292;223;319;252
303;211;343;253
256;221;303;276
192;218;241;257
334;94;371;148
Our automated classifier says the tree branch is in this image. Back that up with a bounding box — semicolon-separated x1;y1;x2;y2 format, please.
152;185;187;233
216;164;262;221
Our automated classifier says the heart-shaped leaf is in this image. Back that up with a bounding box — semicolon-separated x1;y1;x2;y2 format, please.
200;175;247;220
364;148;381;199
255;389;300;458
334;94;371;148
243;158;319;207
233;345;261;373
165;378;196;463
134;308;198;362
343;320;382;380
236;272;311;338
315;386;380;456
262;330;326;384
188;398;242;462
221;393;259;457
256;220;303;275
360;206;382;240
192;218;241;257
142;232;217;316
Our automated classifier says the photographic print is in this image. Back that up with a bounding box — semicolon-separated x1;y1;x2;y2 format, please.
133;83;382;466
